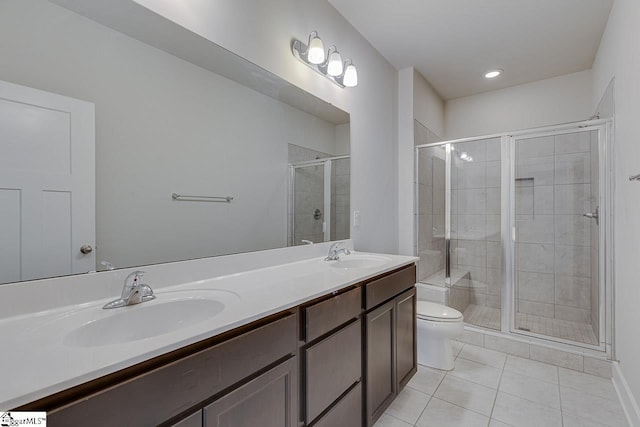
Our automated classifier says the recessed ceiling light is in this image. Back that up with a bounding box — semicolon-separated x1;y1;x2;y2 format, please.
484;69;503;79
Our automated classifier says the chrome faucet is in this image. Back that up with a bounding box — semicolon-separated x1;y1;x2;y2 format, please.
325;242;351;261
103;271;155;309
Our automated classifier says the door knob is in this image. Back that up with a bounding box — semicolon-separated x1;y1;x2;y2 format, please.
80;245;93;254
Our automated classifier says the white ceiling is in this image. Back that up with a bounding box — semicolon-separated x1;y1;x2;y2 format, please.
328;0;613;100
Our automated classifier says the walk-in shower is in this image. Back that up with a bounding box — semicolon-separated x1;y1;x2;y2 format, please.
288;155;350;246
415;119;612;351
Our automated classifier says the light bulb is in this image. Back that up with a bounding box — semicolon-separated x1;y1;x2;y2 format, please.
327;50;343;76
307;35;325;64
484;69;502;79
343;63;358;87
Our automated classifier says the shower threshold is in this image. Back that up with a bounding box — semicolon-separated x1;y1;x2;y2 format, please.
462;304;599;345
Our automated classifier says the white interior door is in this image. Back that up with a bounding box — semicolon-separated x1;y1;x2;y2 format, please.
0;80;95;284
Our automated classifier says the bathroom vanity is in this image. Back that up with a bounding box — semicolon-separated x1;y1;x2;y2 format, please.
1;246;416;427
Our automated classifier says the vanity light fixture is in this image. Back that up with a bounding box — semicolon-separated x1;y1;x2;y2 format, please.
484;69;503;79
291;31;358;88
307;31;325;64
340;60;358;87
325;46;343;77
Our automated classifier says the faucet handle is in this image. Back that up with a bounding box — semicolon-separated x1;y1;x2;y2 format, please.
122;271;146;293
124;270;146;284
101;261;115;271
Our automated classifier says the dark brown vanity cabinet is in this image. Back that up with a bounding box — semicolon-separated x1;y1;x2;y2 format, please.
39;313;298;427
300;286;363;427
203;357;297;427
20;262;417;427
364;265;417;427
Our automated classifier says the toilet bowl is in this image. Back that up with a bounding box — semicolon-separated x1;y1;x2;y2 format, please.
416;301;464;371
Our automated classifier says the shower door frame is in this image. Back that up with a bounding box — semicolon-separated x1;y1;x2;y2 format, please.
415;118;614;354
506;121;612;352
288;155;349;246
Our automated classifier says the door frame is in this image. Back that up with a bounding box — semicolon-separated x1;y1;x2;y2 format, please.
507;122;610;352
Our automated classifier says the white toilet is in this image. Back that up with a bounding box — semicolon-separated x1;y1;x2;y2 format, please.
416;301;464;371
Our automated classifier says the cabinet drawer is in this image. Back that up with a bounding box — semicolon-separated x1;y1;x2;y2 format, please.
204;357;297;427
305;319;362;423
303;286;361;342
48;314;297;427
313;382;362;427
365;264;416;310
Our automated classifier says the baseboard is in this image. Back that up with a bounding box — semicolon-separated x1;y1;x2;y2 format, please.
612;362;640;427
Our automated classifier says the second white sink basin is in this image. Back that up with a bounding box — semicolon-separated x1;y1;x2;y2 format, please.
64;298;225;348
328;255;391;269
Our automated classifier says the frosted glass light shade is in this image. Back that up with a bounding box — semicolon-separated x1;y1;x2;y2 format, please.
307;36;325;64
327;51;343;76
343;64;358;87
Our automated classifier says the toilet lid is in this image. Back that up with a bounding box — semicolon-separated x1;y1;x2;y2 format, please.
416;301;463;322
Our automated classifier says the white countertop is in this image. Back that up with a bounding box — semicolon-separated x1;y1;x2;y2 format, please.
0;250;417;409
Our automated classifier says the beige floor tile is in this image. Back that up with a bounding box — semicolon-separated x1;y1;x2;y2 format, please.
458;343;507;369
407;365;446;396
373;413;413;427
385;387;430;425
499;370;560;409
492;392;562;427
503;355;558;384
558;367;619;401
416;397;490;427
449;357;503;389
560;387;628;427
562;412;612;427
434;374;497;416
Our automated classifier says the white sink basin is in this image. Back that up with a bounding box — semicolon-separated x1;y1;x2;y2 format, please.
328;255;391;269
64;297;226;348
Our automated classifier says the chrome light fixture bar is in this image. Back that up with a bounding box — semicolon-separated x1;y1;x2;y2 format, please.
291;31;358;88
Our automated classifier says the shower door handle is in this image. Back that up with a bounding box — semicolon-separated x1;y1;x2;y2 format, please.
583;206;599;225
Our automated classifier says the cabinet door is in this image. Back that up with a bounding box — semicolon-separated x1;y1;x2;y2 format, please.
313;382;362;427
365;299;395;426
204;357;297;427
395;288;417;391
171;410;203;427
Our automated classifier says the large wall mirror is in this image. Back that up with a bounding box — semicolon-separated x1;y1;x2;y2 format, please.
0;0;350;285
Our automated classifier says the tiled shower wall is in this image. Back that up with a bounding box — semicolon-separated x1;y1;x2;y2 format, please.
450;137;502;314
514;131;598;328
330;158;350;241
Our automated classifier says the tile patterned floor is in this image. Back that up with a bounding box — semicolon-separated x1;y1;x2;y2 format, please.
374;342;628;427
463;305;501;330
462;304;599;345
516;312;598;345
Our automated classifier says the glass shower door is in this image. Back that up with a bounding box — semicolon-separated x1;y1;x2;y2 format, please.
512;127;602;346
416;145;447;285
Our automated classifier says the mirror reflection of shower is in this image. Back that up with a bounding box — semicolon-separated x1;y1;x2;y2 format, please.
288;144;350;246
